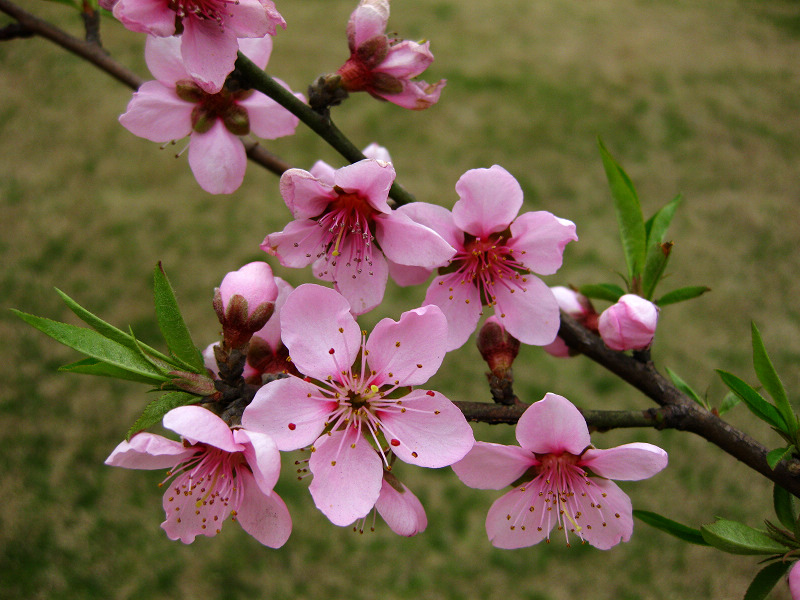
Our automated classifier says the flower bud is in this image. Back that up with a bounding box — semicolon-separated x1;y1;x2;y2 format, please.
598;294;659;351
543;286;597;358
215;262;278;348
477;316;520;377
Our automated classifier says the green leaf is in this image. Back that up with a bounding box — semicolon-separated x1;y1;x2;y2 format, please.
773;484;796;530
56;288;174;365
644;194;683;245
633;510;709;546
641;194;683;299
767;446;795;470
751;323;796;434
598;139;647;283
719;391;741;416
701;518;789;555
743;561;792;600
655;285;711;307
665;366;707;409
153;263;204;373
578;283;625;303
717;370;786;431
13;310;170;381
59;358;167;386
126;391;200;440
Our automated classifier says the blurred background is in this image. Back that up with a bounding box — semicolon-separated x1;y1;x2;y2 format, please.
2;0;800;598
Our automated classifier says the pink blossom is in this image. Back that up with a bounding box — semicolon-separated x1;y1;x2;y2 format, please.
242;284;474;526
219;261;278;318
261;159;456;314
374;470;427;536
543;286;598;358
789;561;800;599
105;405;291;547
119;35;301;194
598;294;659;351
453;393;667;549
103;0;285;93
336;0;445;109
398;165;578;350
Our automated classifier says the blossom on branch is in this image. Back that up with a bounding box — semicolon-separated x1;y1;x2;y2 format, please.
105;405;292;547
242;284;474;527
335;0;446;109
100;0;285;93
543;286;598;358
119;35;302;194
598;294;659;352
453;393;668;549
396;165;578;350
262;159;456;314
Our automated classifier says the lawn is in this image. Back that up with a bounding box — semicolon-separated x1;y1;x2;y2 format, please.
2;1;800;598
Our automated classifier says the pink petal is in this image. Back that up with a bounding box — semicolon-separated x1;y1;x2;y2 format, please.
362;142;392;162
329;237;389;315
516;393;590;455
279;168;336;219
333;159;395;214
375;476;427;536
453;166;523;237
376;389;474;468
225;0;277;38
119;81;192;143
374;211;455;268
508;211;578;275
262;219;328;268
219;261;278;316
377;79;446;110
279;284;361;380
377;40;434;79
451;441;536;490
104;432;192;470
485;485;551;549
789;562;800;600
309;160;336;184
161;469;231;543
144;35;189;86
233;428;282;494
308;427;383;526
237;35;273;69
387;261;432;287
492;274;560;346
396;202;463;250
598;294;659;352
366;305;448;386
424;274;482;351
234;470;292;548
187;121;247;194
242;376;335;450
240;85;301;140
570;478;633;550
114;0;176;36
348;0;389;50
252;277;293;350
180;19;237;94
162;405;241;452
580;443;668;481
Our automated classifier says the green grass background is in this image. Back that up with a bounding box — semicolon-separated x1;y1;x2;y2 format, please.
2;0;800;598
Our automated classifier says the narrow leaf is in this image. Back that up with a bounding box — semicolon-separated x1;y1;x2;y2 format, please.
645;194;683;246
717;370;786;431
773;484;796;531
751;323;795;433
743;561;791;600
641;241;672;301
767;446;795;470
701;518;789;555
719;391;741;416
56;288;174;365
153;263;204;373
13;310;170;381
665;366;707;409
59;358;167;386
655;286;711;307
598;139;647;282
578;283;625;303
633;510;709;546
126;391;200;440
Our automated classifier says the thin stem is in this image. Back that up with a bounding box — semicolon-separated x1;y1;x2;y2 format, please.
234;52;417;207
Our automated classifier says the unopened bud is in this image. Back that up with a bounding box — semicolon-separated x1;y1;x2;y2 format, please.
477;316;520;377
215;262;279;348
543;286;598;358
598;294;659;351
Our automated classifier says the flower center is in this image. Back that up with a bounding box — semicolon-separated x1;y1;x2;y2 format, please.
313;189;378;276
167;0;232;25
176;79;252;136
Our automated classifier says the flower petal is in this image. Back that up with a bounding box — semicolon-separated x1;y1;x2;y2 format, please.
377;79;446;110
279;168;336;219
508;211;578;275
485;485;551;549
580;443;668;481
233;428;282;494
180;19;237;94
162;405;240;452
348;0;389;50
114;0;176;36
279;284;361;380
161;468;231;543
308;427;383;526
333;159;395;214
492;275;560;346
376;389;474;468
329;237;389;315
571;478;633;550
234;470;292;548
262;219;328;268
252;277;293;350
396;201;463;250
237;35;273;69
187;121;247;194
452;441;536;490
366;305;448;386
242;376;336;451
453;165;522;238
424;274;482;351
119;81;192;143
105;432;192;470
516;393;590;455
240;81;301;140
144;35;189;86
375;476;427;536
225;0;278;37
377;40;434;79
374;211;455;269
